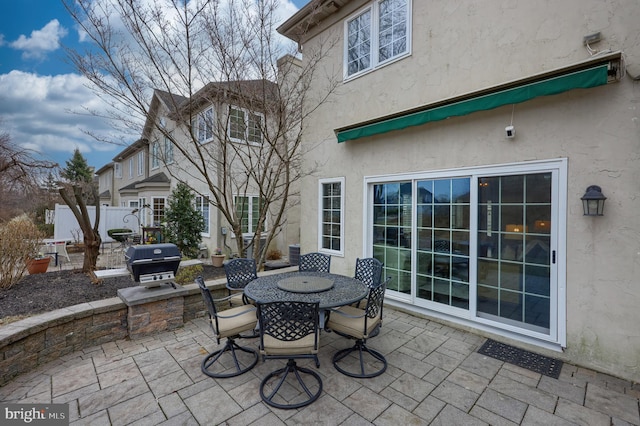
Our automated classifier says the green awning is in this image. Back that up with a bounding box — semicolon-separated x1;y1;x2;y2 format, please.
336;64;610;143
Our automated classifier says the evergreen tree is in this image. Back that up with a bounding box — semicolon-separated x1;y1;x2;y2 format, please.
61;148;93;183
164;183;205;258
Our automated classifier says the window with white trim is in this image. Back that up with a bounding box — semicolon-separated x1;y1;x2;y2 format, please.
129;158;134;178
193;107;214;143
152;197;166;226
318;177;345;255
195;195;210;236
234;195;264;234
164;136;174;164
139;197;148;227
137;151;144;176
228;106;263;144
151;141;160;169
345;0;411;79
114;162;122;178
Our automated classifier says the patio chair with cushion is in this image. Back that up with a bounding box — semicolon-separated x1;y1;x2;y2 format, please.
327;277;390;378
196;276;259;378
224;258;257;307
257;300;322;409
298;252;331;273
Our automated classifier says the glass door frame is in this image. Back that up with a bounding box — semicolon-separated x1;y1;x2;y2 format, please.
363;158;567;346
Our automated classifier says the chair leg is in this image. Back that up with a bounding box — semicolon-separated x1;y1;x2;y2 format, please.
260;359;323;409
332;340;387;378
201;337;258;378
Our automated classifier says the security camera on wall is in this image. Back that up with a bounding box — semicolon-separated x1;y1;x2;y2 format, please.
505;125;515;139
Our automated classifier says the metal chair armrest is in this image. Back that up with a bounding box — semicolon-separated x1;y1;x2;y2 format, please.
329;307;367;319
215;305;257;319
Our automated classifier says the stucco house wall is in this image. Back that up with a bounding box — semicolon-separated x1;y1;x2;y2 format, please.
282;0;640;380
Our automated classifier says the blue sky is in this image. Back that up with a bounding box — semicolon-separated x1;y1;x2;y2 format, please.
0;0;307;171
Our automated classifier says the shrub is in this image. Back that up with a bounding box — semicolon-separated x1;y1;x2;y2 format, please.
0;215;44;290
266;249;282;260
163;183;205;258
175;263;204;285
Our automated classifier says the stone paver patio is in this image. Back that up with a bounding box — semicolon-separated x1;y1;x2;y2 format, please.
1;307;639;425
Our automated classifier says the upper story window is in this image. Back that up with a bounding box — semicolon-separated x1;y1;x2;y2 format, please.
129;158;134;178
164;136;174;164
137;151;144;176
114;162;122;178
345;0;411;79
151;141;160;169
193;107;214;143
228;106;263;145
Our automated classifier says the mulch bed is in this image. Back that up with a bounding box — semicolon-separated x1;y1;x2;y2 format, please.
0;265;226;323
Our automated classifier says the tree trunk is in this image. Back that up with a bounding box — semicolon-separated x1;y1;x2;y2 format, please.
59;184;102;273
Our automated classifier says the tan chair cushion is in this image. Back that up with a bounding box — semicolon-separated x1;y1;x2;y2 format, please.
228;292;245;307
261;334;317;356
327;305;380;339
214;306;257;339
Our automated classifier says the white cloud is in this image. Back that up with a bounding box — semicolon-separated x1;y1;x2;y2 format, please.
10;20;68;60
0;70;133;168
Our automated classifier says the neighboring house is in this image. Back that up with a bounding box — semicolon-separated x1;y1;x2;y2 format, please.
278;0;640;381
95;79;300;257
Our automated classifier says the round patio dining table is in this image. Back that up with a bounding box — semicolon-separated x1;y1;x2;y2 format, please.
244;271;368;309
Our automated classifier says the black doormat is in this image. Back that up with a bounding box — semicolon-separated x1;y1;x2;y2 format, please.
478;339;563;379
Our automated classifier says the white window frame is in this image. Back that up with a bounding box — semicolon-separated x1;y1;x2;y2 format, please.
343;0;412;80
151;141;160;169
137;151;144;176
139;197;148;227
129;158;134;178
363;159;567;348
114;162;122;178
194;107;214;143
164;136;174;164
151;197;166;226
195;194;210;237
233;195;266;237
318;177;345;257
228;105;264;145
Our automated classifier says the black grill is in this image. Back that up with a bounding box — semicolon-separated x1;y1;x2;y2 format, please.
125;243;181;287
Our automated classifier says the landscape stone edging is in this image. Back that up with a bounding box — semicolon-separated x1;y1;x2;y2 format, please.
0;275;236;387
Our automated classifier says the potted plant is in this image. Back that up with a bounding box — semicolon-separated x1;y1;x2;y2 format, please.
211;248;225;267
26;253;51;274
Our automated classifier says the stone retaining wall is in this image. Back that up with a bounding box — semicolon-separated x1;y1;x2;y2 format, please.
0;267;298;387
0;278;228;387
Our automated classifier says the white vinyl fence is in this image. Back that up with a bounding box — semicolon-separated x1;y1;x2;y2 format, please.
53;204;139;243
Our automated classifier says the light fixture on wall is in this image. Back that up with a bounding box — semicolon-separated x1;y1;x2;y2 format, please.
581;185;607;216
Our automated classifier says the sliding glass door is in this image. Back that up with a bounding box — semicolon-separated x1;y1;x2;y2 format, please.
476;173;552;334
366;160;563;342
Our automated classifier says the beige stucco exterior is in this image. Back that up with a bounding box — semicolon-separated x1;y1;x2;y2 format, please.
95;88;301;258
283;0;640;380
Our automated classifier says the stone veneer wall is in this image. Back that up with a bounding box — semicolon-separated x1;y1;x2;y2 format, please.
0;278;229;387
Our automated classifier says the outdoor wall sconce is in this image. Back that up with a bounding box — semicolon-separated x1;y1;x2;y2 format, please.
581;185;607;216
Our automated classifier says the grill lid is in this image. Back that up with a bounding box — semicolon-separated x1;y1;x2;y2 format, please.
125;243;182;283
